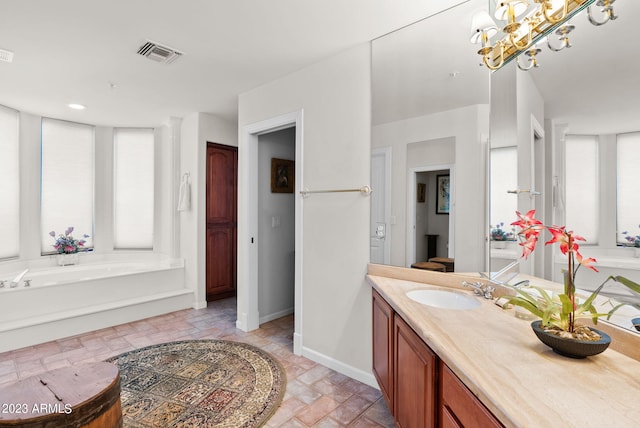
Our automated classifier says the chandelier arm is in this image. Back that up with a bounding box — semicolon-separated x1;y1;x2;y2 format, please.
508;25;534;51
541;0;569;25
517;57;535;71
587;5;613;26
482;43;505;71
547;37;567;52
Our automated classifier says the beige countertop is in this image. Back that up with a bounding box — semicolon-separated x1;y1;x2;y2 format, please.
367;268;640;428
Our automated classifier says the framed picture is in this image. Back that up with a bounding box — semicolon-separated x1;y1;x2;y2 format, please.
436;175;450;214
417;183;426;203
271;158;294;193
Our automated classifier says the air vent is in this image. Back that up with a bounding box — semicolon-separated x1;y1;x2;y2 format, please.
0;48;14;63
136;40;182;64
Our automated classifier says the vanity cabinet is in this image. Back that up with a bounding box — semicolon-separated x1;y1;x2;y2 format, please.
372;289;394;411
394;313;437;428
372;289;502;428
439;363;501;428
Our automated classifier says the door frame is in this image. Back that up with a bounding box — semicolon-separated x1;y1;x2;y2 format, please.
406;164;455;267
238;110;304;356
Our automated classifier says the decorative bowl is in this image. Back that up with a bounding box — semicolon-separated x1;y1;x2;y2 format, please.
531;320;611;359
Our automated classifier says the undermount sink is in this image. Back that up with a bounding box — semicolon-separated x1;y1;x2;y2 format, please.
406;289;481;310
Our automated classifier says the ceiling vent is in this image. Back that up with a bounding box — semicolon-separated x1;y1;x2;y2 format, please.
0;48;14;63
136;40;183;64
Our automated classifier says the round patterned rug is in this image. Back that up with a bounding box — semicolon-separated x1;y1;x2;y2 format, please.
106;340;286;427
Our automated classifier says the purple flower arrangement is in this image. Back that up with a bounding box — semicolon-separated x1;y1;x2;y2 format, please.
50;227;90;254
622;225;640;248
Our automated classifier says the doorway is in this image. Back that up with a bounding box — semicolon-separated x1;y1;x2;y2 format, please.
257;128;296;324
407;165;455;267
370;147;391;265
238;111;304;355
205;142;237;301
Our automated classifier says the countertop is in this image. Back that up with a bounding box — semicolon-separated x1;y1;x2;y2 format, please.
367;270;640;428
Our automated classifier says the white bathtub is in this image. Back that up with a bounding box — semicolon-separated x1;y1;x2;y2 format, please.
0;254;193;352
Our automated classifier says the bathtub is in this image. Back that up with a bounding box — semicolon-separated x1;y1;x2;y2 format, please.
0;253;193;353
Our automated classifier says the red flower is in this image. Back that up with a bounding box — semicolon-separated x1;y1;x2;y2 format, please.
576;251;598;273
512;210;544;258
519;236;538;259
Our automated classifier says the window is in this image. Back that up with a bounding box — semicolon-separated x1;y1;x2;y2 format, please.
490;146;517;231
617;132;640;244
0;105;19;259
41;118;94;253
565;135;598;243
113;128;154;249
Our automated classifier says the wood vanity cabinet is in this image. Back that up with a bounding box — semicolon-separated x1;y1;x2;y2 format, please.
394;313;437;428
439;363;502;428
372;289;394;411
372;289;503;428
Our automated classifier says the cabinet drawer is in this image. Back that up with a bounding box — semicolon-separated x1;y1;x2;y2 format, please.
440;363;502;428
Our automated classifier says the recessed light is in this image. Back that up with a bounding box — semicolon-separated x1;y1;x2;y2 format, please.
68;103;87;110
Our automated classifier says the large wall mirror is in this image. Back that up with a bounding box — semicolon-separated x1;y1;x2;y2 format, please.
371;0;639;332
371;0;489;273
488;0;640;332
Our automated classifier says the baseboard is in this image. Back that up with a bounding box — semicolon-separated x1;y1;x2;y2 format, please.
259;307;294;324
293;332;303;356
301;346;378;389
192;299;208;310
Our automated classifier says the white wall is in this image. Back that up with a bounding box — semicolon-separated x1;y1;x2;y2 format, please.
238;44;373;383
372;105;489;271
180;112;237;309
258;128;296;322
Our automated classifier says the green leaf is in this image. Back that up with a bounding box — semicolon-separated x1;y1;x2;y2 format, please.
613;276;640;294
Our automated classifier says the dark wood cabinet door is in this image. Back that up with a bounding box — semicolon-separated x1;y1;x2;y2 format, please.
394;314;437;428
372;289;394;413
206;143;237;301
439;363;503;428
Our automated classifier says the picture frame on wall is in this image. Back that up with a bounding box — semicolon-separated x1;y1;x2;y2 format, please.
436;175;450;214
417;183;426;203
271;158;295;193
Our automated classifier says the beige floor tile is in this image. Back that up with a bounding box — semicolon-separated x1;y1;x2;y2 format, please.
0;297;393;427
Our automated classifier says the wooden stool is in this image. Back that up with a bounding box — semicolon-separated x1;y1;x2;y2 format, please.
428;257;455;272
411;261;447;272
0;362;122;428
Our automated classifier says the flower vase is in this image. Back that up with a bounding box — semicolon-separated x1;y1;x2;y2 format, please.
531;321;611;358
491;240;506;249
57;253;79;266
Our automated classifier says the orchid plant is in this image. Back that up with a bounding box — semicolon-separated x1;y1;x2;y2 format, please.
50;227;90;254
504;210;640;337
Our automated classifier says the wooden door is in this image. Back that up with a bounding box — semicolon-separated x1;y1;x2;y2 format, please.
372;289;394;413
394;313;437;428
206;143;237;301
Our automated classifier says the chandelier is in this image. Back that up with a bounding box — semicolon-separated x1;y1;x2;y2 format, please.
470;0;618;71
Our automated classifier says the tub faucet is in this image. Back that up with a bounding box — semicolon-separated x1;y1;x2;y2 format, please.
462;281;495;299
10;268;29;288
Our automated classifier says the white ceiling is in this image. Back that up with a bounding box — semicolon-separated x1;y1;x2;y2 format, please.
372;0;490;126
372;0;638;135
0;0;467;127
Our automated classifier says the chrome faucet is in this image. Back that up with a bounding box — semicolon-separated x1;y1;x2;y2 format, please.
462;281;495;299
9;268;29;288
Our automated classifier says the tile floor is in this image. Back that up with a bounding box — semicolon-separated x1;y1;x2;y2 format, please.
0;298;394;427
